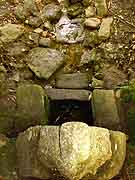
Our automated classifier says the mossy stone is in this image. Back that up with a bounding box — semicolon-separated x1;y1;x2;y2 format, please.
16;84;49;131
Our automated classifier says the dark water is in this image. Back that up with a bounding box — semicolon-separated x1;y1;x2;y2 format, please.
48;100;93;126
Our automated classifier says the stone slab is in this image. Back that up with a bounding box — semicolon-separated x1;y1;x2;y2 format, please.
45;88;91;101
92;89;121;130
55;72;89;89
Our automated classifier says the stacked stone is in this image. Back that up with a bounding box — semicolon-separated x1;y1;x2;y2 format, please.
0;0;128;179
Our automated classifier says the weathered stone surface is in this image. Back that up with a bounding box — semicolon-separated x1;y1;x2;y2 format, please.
17;122;122;180
27;47;65;79
16;126;50;179
92;89;121;130
0;23;24;43
56;14;85;43
41;3;61;21
0;134;17;180
15;5;26;21
27;16;42;27
37;126;61;178
16;122;127;180
83;30;99;47
45;88;91;101
95;0;108;17
84;18;101;28
85;6;96;17
98;17;113;40
102;65;127;89
55;72;89;89
59;122;112;179
39;38;52;47
16;84;49;131
80;48;102;66
97;130;126;180
24;0;39;16
7;42;30;56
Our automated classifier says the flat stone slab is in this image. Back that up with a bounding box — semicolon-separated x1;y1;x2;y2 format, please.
92;89;121;130
45;88;91;101
27;47;65;79
55;72;89;89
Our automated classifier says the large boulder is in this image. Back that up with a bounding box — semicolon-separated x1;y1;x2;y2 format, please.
0;23;24;43
27;47;65;79
16;122;126;180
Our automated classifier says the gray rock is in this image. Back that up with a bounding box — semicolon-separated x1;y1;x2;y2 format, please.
16;84;49;131
95;0;108;17
85;6;96;17
92;89;121;130
39;38;52;47
84;18;101;28
0;134;17;180
41;3;61;21
98;17;113;40
16;123;126;180
45;88;91;101
55;72;89;89
0;23;24;43
55;14;85;43
27;47;65;79
27;16;42;27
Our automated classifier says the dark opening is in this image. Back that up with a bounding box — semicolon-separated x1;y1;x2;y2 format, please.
48;100;93;126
